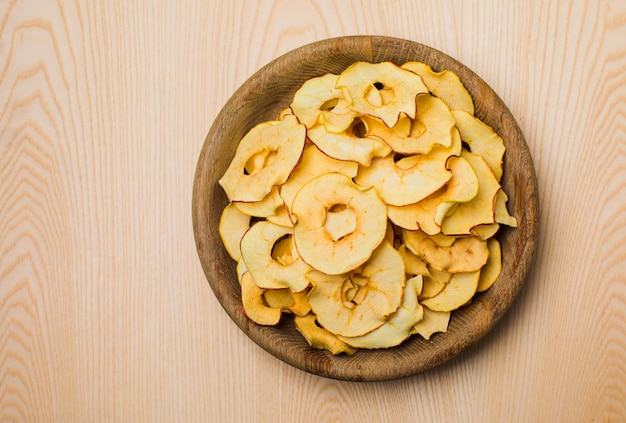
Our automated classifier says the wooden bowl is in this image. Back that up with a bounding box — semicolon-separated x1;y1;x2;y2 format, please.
192;36;538;381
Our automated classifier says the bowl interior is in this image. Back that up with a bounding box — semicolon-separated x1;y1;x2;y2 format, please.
192;36;538;381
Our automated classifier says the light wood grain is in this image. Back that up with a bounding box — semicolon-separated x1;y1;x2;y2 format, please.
1;0;625;421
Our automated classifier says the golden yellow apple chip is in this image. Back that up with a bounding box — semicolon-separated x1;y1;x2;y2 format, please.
218;114;306;202
294;314;357;356
440;150;501;235
355;153;451;206
241;272;282;326
240;221;311;292
401;61;475;114
306;241;405;337
419;267;451;300
452;110;505;181
404;229;489;273
218;203;251;261
477;238;502;292
336;61;428;127
266;205;294;227
233;186;284;218
397;243;430;276
279;144;358;214
263;288;311;316
494;189;518;227
290;73;356;131
471;223;500;240
292;172;387;275
411;308;451;340
364;93;455;155
338;275;424;349
306;117;391;166
387;154;479;234
420;270;480;312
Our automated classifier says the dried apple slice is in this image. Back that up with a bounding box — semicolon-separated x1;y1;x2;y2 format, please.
397;244;429;276
336;61;428;127
218;114;305;202
494;189;518;227
292;173;387;275
279;144;358;215
365;93;456;154
241;272;282;326
290;73;356;131
403;229;489;273
420;270;480;312
452;110;505;181
233;186;284;218
294;314;357;356
354;153;450;206
401;61;475;114
240;221;311;292
387;154;479;233
219;203;251;261
306;241;405;337
277;107;294;120
471;223;500;240
323;205;357;242
337;275;424;349
306;117;391;166
429;232;457;247
440;150;501;235
419;267;451;300
263;288;311;316
355;127;461;206
266;205;294;227
411;308;451;340
477;238;502;292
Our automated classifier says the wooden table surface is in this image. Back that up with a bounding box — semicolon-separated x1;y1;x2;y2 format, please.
1;1;625;421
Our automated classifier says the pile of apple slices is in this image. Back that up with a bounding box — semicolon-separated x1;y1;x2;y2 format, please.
217;61;517;354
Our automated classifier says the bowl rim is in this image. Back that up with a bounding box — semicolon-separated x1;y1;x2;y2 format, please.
192;35;539;381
